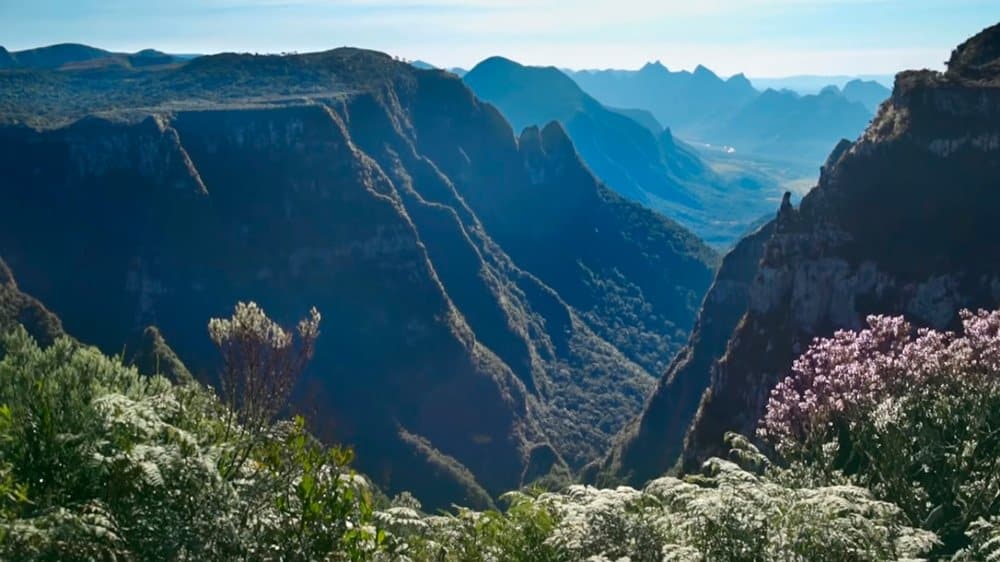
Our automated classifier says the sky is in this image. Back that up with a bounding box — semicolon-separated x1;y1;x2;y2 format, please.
1;0;997;77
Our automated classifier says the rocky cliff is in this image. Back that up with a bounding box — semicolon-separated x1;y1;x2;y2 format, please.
604;22;1000;482
681;23;1000;468
0;48;717;509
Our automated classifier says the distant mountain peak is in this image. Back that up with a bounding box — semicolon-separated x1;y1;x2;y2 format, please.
841;79;891;113
692;64;718;79
539;121;575;153
7;43;111;69
465;57;589;131
725;72;755;93
640;60;668;73
409;59;437;70
476;55;519;68
759;87;796;99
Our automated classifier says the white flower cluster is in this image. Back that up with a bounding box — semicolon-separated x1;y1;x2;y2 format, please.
375;440;936;561
209;301;295;349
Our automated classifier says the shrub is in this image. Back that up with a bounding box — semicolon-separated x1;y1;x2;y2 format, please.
383;435;933;562
0;305;384;561
209;302;320;479
760;309;1000;554
0;326;241;559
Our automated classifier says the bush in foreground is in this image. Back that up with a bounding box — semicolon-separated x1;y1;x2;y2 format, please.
761;309;1000;555
6;304;1000;560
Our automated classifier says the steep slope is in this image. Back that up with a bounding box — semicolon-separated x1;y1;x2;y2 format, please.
464;57;781;247
609;107;662;135
0;48;718;509
602;218;776;483
679;23;1000;469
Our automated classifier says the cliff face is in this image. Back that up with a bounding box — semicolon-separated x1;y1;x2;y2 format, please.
0;49;717;509
680;23;1000;468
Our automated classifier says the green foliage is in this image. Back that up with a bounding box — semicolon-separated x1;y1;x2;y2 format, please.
0;326;231;559
379;436;934;562
952;517;1000;561
0;319;375;561
761;311;1000;554
246;416;378;562
0;321;932;561
1;302;994;561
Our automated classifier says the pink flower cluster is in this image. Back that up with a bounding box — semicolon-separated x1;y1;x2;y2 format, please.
759;308;1000;452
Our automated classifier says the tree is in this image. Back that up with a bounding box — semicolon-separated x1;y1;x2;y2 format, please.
208;302;320;479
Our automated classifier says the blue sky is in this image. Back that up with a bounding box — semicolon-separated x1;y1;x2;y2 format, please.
1;0;996;76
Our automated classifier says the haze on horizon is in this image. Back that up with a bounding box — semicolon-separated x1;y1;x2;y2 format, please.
1;0;997;77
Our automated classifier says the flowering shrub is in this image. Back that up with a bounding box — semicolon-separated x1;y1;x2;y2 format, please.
760;309;1000;554
2;303;991;561
209;302;320;435
382;435;934;561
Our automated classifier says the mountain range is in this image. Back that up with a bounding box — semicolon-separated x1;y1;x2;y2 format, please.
0;43;185;70
0;47;717;511
840;78;893;112
566;63;885;166
463;56;783;247
749;74;894;95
